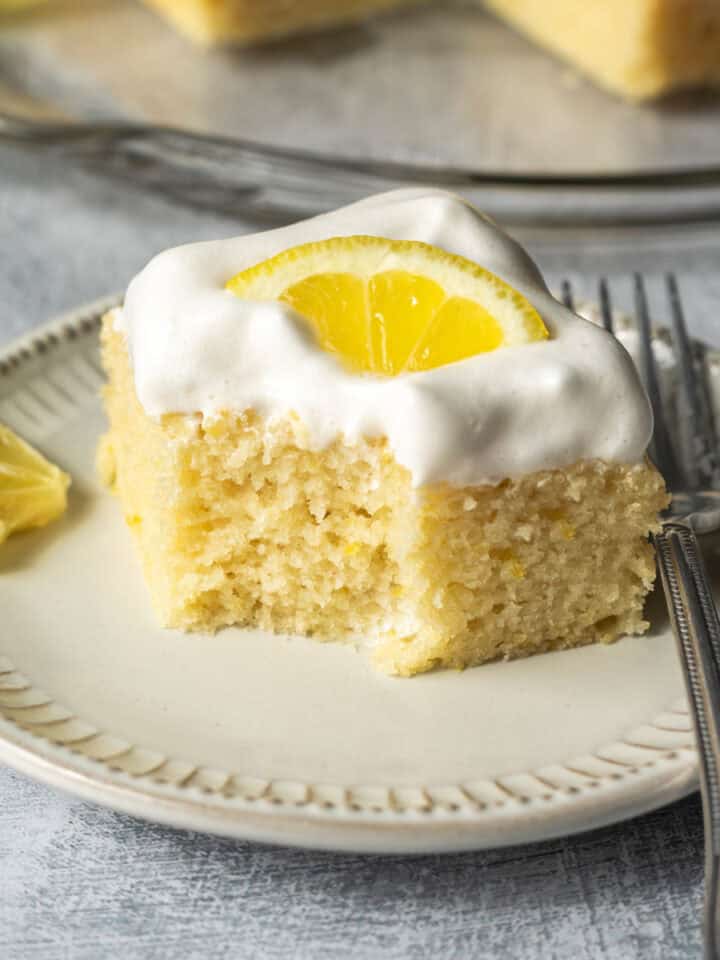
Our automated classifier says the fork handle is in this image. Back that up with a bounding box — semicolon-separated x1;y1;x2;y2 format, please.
655;520;720;960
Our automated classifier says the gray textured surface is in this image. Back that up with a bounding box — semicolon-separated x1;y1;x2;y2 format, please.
0;144;709;959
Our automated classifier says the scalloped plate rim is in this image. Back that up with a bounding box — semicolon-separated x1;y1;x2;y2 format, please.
0;716;698;854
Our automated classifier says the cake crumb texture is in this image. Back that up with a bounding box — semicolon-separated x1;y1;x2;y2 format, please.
101;316;668;677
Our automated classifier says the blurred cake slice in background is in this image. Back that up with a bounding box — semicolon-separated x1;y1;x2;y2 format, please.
99;189;668;676
485;0;720;99
139;0;720;100
140;0;417;45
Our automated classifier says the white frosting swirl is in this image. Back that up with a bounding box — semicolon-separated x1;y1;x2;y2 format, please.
117;188;652;487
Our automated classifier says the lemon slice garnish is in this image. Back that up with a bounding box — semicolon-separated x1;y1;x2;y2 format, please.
227;235;548;376
0;423;70;545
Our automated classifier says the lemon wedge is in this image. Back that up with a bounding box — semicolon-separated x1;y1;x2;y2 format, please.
227;235;548;375
0;423;70;545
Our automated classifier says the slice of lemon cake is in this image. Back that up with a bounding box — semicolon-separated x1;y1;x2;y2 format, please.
99;189;667;676
485;0;720;99
140;0;416;45
138;0;720;99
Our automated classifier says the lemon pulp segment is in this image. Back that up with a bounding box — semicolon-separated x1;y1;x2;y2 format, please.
226;236;548;376
0;423;70;545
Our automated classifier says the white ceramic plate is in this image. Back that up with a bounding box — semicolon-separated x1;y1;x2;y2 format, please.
0;300;702;854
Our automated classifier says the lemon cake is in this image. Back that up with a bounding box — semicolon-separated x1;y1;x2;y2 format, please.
138;0;720;98
99;189;667;676
485;0;720;99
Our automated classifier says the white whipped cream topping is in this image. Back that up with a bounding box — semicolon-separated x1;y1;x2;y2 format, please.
117;188;652;487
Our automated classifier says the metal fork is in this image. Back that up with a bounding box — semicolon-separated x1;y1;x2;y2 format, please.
566;273;720;959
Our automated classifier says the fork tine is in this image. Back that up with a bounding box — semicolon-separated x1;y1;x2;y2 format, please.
598;278;614;334
634;273;681;489
666;273;718;490
561;279;575;312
